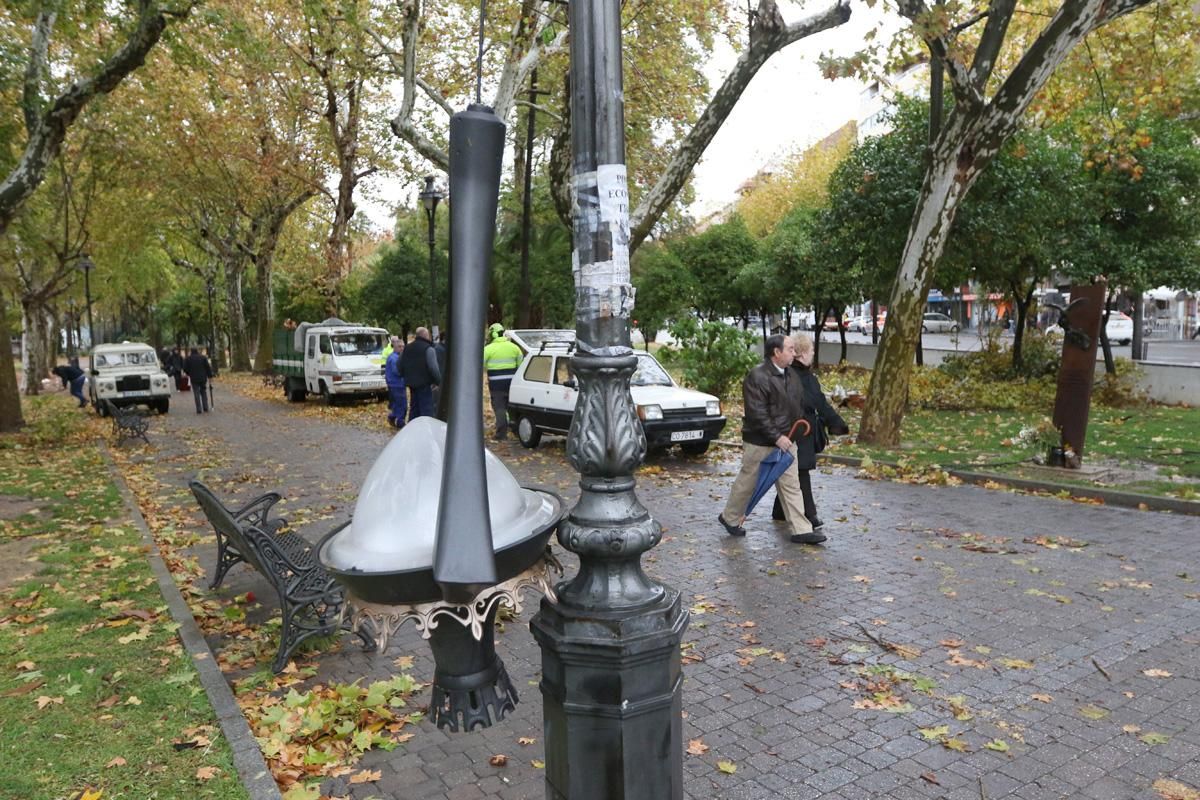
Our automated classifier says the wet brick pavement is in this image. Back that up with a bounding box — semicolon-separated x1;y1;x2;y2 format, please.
125;385;1200;799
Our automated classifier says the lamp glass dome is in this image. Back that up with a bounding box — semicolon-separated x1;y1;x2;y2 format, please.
322;417;559;573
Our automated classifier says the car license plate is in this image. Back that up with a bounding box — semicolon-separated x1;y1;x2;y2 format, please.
122;390;151;397
670;430;704;442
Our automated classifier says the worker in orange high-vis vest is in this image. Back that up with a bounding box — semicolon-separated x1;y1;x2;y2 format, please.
482;323;523;440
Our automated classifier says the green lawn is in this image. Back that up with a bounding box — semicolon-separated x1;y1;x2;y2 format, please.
0;396;247;800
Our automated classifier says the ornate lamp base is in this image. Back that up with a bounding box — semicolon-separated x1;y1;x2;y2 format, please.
343;551;562;731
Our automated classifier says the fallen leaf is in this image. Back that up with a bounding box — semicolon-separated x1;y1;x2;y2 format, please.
942;738;970;752
1143;669;1172;678
985;739;1010;752
1122;724;1142;734
918;725;950;741
195;766;220;781
105;757;126;768
920;772;940;786
1031;694;1053;703
35;695;64;710
1140;732;1171;746
348;769;381;784
1153;778;1200;800
489;755;508;767
531;759;545;769
686;739;710;755
999;658;1034;669
517;737;535;746
77;790;102;800
1079;705;1109;720
716;760;737;774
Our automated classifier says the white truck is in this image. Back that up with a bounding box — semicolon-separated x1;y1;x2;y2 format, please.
271;318;389;404
88;341;172;414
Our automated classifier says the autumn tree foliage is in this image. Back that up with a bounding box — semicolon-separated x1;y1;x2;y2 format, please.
840;0;1173;446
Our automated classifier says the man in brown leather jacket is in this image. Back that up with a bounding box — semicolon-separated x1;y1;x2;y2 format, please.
718;334;824;544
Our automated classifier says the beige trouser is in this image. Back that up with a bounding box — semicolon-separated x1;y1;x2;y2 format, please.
723;442;813;536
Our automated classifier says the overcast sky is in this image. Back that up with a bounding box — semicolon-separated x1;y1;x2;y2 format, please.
688;0;899;219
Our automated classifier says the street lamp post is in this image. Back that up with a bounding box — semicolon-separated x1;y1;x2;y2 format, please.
529;0;687;796
205;277;217;367
78;255;95;351
419;176;445;338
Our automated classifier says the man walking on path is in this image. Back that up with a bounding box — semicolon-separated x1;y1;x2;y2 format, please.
384;336;406;428
718;334;823;545
399;327;441;421
183;348;214;414
51;364;88;408
482;323;522;439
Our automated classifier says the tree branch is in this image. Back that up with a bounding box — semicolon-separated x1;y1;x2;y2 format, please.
628;0;851;252
970;0;1017;87
0;0;184;237
22;10;56;136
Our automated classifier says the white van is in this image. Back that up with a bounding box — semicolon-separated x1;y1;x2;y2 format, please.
273;318;388;403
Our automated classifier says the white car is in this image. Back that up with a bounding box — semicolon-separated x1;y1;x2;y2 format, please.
922;312;960;333
846;315;873;332
1105;312;1134;345
88;342;171;414
504;330;726;455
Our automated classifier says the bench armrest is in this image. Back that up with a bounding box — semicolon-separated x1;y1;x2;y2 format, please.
232;492;283;528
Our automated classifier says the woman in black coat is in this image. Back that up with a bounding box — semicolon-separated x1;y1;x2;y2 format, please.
771;333;850;531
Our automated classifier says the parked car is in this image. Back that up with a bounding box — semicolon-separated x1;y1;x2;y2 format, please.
846;315;873;332
504;330;726;455
921;312;959;333
88;341;171;414
1105;312;1134;345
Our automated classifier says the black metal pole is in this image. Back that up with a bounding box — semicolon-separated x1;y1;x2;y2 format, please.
427;207;438;337
530;0;687;796
518;69;538;329
206;279;216;367
84;266;94;351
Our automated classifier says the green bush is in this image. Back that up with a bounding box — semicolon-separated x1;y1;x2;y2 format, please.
664;318;760;399
939;329;1060;381
21;396;89;446
1092;359;1149;408
908;365;1057;411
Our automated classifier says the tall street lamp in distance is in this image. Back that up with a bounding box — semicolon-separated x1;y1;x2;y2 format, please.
419;176;445;338
78;254;95;351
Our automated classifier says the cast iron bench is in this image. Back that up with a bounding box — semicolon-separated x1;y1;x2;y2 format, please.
189;480;373;672
102;399;150;446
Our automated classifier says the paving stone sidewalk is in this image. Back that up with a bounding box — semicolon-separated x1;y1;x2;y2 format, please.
125;386;1200;800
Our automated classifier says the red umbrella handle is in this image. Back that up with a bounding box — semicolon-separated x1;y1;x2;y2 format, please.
788;418;812;440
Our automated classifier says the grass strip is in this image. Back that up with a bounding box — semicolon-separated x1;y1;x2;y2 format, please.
0;395;247;800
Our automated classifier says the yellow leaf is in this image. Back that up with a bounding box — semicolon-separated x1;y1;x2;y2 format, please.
125;696;142;706
1079;705;1109;720
532;759;545;769
943;738;970;752
517;737;536;746
999;658;1034;669
348;770;381;784
77;790;103;800
1152;778;1200;800
717;760;738;774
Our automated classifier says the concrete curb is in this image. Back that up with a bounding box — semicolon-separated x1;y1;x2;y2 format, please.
102;447;282;800
712;439;1200;516
818;453;1200;516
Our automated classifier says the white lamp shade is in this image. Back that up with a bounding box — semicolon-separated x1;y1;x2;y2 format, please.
322;416;559;572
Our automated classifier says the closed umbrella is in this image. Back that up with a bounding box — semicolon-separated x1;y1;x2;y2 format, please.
744;419;811;517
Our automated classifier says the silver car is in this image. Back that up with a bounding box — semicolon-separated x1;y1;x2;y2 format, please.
922;312;960;333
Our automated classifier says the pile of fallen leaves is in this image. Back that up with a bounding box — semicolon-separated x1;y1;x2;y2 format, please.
240;674;423;798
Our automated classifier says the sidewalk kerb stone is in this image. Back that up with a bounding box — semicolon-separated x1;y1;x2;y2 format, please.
102;446;281;800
